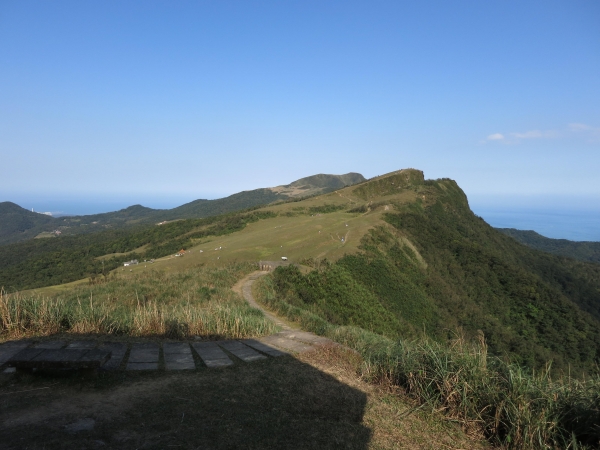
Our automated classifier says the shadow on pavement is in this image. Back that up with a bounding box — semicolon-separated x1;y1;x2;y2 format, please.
0;351;371;449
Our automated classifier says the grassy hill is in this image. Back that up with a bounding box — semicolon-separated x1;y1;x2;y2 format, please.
3;168;600;448
0;172;365;245
4;168;599;373
498;227;600;263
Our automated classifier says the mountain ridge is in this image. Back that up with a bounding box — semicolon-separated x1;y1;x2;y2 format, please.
2;167;599;376
0;172;366;245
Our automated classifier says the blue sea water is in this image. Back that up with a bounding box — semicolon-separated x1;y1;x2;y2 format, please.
2;194;210;217
472;208;600;242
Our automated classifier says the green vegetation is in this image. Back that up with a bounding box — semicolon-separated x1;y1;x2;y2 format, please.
498;227;600;263
0;202;56;244
0;209;277;291
0;263;277;340
254;277;600;449
0;172;366;245
307;203;348;214
266;206;600;374
353;169;424;199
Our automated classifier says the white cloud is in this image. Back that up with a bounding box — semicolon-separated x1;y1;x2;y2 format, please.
511;130;560;139
482;123;599;144
568;123;591;131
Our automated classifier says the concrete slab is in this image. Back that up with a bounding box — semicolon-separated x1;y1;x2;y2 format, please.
32;349;88;363
163;342;190;354
33;341;66;349
126;362;158;371
66;341;96;349
218;341;267;362
259;335;315;353
165;361;195;370
6;348;45;363
240;339;288;357
0;342;31;365
8;348;110;370
128;343;159;363
191;342;233;368
163;343;195;370
99;343;127;370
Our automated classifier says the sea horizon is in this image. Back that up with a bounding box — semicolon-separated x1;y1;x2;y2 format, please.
3;201;597;244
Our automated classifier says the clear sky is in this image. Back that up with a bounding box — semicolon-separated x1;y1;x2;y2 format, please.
1;1;599;216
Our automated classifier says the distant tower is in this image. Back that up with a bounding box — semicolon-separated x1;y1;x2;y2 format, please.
32;208;34;212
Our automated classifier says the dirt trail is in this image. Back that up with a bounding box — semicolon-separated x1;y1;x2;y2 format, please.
234;270;337;346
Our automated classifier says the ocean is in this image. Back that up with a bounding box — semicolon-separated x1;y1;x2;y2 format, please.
472;208;600;242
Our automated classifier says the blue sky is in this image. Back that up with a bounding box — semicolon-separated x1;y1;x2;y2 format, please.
1;1;599;218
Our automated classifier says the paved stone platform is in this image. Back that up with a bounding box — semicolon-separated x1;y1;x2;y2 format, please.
0;270;338;374
192;342;234;368
163;342;195;370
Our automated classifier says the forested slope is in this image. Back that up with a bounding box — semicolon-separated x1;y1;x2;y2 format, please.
498;227;600;263
270;178;600;374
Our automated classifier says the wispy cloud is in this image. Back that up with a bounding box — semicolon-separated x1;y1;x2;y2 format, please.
510;130;560;139
568;123;600;142
568;123;591;132
482;124;599;144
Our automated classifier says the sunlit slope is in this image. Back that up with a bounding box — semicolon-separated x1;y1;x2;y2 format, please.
126;169;423;274
21;168;430;294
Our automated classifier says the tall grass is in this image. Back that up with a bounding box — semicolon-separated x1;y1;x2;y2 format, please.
0;263;278;340
254;275;600;449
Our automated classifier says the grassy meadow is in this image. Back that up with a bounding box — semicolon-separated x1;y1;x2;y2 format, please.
0;262;278;341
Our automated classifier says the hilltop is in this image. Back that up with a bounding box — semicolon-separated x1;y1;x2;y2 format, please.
0;172;365;245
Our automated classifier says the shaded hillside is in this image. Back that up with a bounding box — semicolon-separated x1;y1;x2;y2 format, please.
0;172;364;245
498;228;600;264
0;202;57;244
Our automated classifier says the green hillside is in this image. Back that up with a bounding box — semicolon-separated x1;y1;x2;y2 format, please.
0;172;365;245
0;202;57;244
3;168;600;449
2;169;599;375
267;179;600;374
498;227;600;263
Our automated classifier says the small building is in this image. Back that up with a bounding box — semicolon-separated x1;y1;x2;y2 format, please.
123;259;139;267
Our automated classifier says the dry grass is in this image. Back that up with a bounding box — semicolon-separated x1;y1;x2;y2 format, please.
299;345;491;450
0;262;278;341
